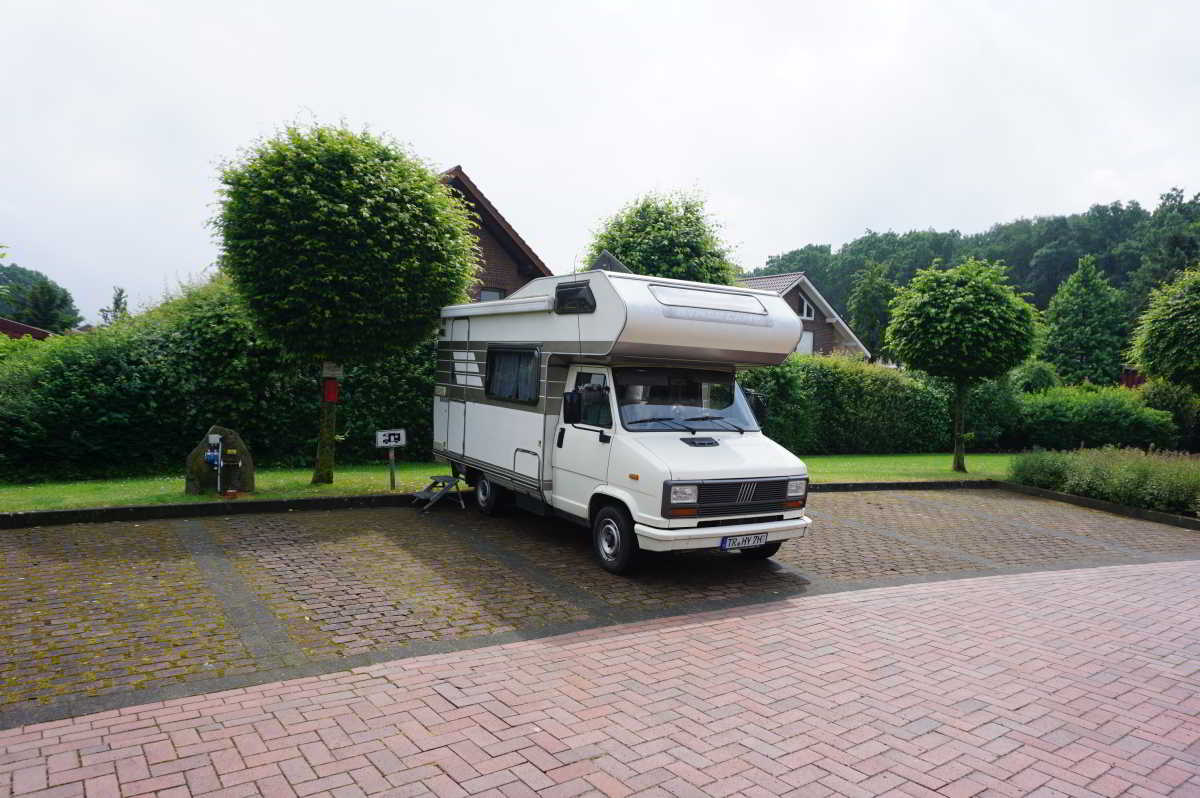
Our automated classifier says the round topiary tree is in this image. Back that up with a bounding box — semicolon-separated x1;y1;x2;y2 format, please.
214;124;479;483
886;258;1035;472
1130;267;1200;392
586;191;737;284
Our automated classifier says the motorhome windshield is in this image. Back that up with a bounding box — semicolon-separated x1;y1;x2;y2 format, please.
612;367;760;432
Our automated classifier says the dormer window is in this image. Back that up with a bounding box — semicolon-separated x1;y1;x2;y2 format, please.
799;296;815;320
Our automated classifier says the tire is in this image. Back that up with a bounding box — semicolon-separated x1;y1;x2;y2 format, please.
739;540;783;560
475;474;507;516
592;505;639;575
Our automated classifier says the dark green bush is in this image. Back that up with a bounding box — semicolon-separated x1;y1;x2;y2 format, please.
1013;386;1176;451
1139;379;1199;451
1010;360;1061;393
0;278;435;481
740;355;949;454
1009;447;1200;515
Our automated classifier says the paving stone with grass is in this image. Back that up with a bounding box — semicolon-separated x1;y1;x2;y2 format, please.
1;487;1198;735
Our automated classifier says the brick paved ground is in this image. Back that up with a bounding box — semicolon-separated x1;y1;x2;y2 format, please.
1;561;1197;797
2;488;1198;731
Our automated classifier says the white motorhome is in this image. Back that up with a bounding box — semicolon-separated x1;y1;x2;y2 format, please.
432;269;811;574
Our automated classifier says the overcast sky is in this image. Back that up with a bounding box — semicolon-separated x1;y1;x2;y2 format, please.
3;1;1198;323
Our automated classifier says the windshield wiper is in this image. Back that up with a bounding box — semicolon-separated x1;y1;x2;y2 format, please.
627;417;697;434
685;415;744;434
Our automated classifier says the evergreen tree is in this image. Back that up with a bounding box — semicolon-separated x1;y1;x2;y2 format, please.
1044;256;1126;384
846;261;895;362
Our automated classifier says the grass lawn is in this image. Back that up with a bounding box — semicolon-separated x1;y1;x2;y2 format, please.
0;462;440;514
0;453;1014;514
804;453;1014;484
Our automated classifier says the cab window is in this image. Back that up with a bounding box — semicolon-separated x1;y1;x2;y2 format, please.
574;371;612;428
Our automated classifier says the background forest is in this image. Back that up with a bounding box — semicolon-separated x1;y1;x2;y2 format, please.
749;188;1200;322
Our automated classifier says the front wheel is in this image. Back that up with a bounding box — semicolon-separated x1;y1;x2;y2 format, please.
592;505;639;575
739;540;783;560
475;474;507;516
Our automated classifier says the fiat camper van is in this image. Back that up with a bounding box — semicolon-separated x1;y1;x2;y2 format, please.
433;269;811;573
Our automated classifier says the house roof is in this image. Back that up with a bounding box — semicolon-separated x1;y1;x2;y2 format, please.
440;166;552;278
736;271;806;294
0;317;53;340
735;270;870;357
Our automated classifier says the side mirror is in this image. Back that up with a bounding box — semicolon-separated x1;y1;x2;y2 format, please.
562;390;582;425
745;389;768;425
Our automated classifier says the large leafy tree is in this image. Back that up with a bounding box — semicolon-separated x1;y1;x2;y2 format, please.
1;262;78;323
587;192;736;284
1043;256;1126;384
1123;188;1200;318
14;277;82;332
846;261;895;362
886;258;1034;472
1129;267;1200;392
215;124;479;483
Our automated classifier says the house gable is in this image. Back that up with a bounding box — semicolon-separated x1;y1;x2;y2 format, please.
440;166;551;300
735;271;869;357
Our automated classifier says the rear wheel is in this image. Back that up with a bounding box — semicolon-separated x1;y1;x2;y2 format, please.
475;474;508;516
592;505;639;575
739;540;783;560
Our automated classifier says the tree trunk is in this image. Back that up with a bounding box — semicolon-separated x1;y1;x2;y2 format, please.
312;392;336;485
952;379;967;473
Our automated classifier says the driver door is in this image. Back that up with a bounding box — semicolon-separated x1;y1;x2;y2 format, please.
552;367;614;519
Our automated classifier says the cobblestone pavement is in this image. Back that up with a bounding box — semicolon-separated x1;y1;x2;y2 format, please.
1;561;1197;798
1;488;1198;733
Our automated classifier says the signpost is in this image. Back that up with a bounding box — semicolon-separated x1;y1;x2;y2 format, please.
375;429;406;490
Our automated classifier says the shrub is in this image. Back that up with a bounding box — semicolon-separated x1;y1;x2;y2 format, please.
1013;386;1176;451
1139;378;1199;451
1007;449;1072;489
0;277;435;482
1009;447;1200;515
740;355;949;454
1010;360;1061;393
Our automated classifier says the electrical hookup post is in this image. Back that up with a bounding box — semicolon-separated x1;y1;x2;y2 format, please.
375;429;407;490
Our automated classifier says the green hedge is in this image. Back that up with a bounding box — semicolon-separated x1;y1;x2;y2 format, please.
741;356;1180;457
740;356;950;454
1012;386;1176;451
1009;448;1200;516
0;278;435;482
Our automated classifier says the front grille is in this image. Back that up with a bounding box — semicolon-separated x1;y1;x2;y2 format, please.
697;515;784;528
695;479;790;517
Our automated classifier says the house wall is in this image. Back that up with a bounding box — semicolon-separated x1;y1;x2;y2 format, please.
783;286;838;353
468;220;533;300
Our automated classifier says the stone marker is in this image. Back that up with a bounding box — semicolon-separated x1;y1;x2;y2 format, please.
185;425;255;494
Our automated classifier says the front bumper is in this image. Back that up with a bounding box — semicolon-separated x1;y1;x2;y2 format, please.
634;515;811;552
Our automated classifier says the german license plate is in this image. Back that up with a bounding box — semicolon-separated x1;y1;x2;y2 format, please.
721;533;768;550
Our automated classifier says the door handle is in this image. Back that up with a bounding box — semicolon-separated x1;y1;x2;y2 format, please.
556;428;565;448
598;431;611;444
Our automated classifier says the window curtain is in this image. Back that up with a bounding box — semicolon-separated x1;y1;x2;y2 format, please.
488;350;537;402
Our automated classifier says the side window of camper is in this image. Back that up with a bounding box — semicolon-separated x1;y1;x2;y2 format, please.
574;372;612;428
485;348;539;404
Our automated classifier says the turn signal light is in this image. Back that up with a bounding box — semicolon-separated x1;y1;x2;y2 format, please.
783;499;806;509
667;507;699;517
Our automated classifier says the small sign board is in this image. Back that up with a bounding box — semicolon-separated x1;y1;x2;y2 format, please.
375;429;406;448
322;361;345;379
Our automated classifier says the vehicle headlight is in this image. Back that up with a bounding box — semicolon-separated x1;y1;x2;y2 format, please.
787;478;808;498
670;484;698;504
